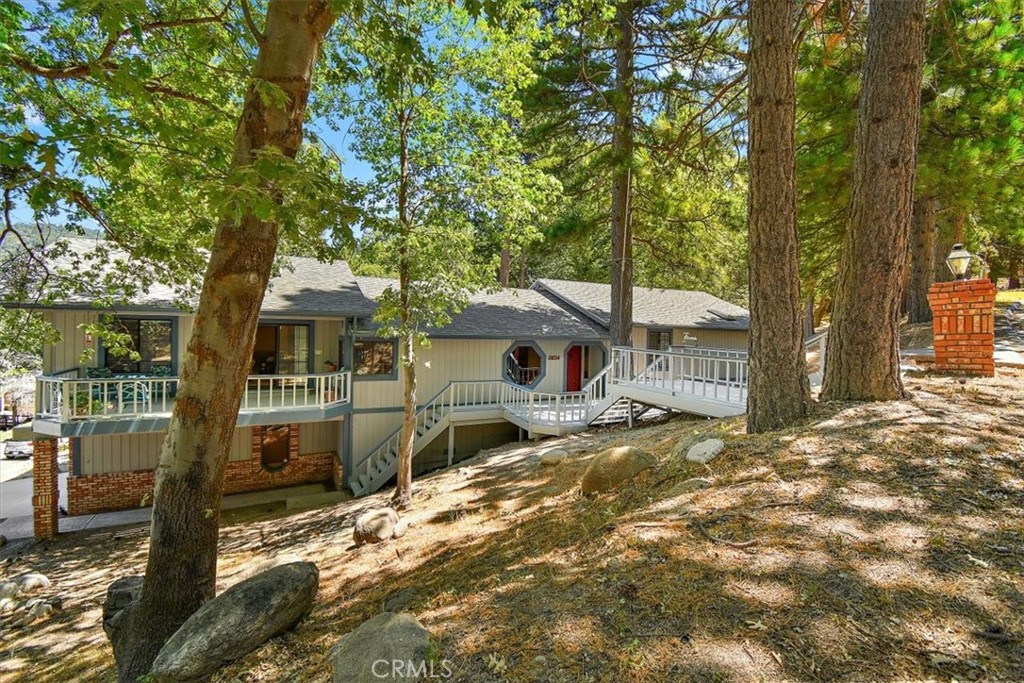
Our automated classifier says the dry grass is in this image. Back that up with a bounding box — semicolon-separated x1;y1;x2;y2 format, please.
2;369;1023;682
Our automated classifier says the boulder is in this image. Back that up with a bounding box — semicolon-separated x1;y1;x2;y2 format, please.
151;562;319;682
686;438;725;465
18;573;51;593
353;508;403;546
671;434;703;461
0;581;19;600
329;612;432;683
580;446;656;494
103;575;144;640
539;448;569;466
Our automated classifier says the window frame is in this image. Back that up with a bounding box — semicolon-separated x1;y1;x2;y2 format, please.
260;424;292;472
100;316;177;376
646;328;672;351
352;337;398;381
503;340;546;390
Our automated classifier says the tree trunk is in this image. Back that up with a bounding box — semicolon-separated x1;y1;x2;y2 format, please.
609;0;634;348
821;0;926;402
905;197;937;323
499;238;511;287
393;108;415;510
745;0;810;433
518;249;527;288
112;3;335;679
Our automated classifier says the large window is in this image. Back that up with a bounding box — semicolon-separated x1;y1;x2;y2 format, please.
104;318;174;375
504;341;544;388
647;329;671;351
252;323;310;375
354;338;396;377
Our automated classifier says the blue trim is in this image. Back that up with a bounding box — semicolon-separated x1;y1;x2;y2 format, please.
341;417;353;489
71;437;82;476
503;340;545;389
352;337;399;381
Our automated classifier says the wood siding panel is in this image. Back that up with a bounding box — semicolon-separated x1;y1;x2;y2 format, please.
298;420;339;455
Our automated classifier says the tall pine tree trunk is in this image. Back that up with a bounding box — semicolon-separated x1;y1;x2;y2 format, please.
821;0;926;402
746;0;809;433
609;0;634;348
499;238;511;287
113;3;336;679
394;110;415;510
906;197;937;323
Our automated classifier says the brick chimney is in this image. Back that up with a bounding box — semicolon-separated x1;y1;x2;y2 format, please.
925;279;997;376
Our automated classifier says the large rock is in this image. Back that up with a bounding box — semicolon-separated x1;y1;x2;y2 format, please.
686;438;725;464
103;575;144;641
671;434;703;461
151;562;319;682
354;508;405;546
539;448;569;466
329;612;432;683
580;446;656;494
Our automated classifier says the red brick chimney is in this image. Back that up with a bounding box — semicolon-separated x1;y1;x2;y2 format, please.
925;279;997;376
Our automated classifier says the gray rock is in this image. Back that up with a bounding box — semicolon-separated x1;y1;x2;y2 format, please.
329;612;432;683
383;587;418;613
103;576;144;641
686;438;725;465
668;477;713;496
353;508;403;546
0;533;7;547
0;597;17;613
539;448;569;466
671;434;703;461
580;446;657;494
18;573;51;593
0;581;19;600
152;562;319;683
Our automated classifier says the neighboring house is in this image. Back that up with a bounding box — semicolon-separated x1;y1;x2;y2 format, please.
12;239;755;534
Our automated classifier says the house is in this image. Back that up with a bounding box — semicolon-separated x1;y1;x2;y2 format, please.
13;239;754;537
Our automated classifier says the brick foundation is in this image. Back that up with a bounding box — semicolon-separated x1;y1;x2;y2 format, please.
926;279;997;376
32;438;60;539
66;423;337;516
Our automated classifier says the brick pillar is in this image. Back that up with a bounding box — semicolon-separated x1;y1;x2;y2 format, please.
32;437;59;539
926;278;997;376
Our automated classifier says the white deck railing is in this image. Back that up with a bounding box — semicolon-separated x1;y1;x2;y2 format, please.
35;371;351;422
610;346;749;407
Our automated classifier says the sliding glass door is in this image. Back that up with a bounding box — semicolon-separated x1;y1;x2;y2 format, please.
252;323;311;375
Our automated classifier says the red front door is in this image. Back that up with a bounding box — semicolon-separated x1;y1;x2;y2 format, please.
566;345;583;391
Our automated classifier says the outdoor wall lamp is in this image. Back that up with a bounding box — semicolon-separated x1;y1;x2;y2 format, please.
946;243;973;280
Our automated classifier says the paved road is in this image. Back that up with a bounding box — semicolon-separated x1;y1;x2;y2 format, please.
0;472;67;518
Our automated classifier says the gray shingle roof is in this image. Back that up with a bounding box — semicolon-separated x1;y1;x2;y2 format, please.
30;238;377;317
356;277;607;338
532;278;749;331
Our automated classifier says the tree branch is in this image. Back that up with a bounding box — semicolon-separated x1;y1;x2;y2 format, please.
240;0;266;45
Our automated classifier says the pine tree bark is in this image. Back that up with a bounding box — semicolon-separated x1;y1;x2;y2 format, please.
112;3;336;679
905;197;937;323
393;109;415;510
609;0;634;348
499;238;511;287
821;0;926;402
746;0;809;433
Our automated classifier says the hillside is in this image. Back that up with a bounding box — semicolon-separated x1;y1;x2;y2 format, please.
1;368;1022;682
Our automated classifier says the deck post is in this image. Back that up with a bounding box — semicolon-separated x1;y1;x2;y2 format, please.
447;422;455;466
627;399;634;428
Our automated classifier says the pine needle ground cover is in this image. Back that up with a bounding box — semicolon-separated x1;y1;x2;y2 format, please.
2;369;1022;682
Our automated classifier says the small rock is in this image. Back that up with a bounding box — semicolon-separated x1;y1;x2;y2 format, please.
392;518;409;539
0;581;20;600
0;597;19;613
533;655;547;665
669;478;713;496
103;576;144;641
671;434;703;461
17;573;51;593
539;448;569;466
151;562;319;683
45;596;63;610
458;467;472;476
353;508;403;546
686;438;725;465
581;446;657;494
329;612;432;683
383;587;418;612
